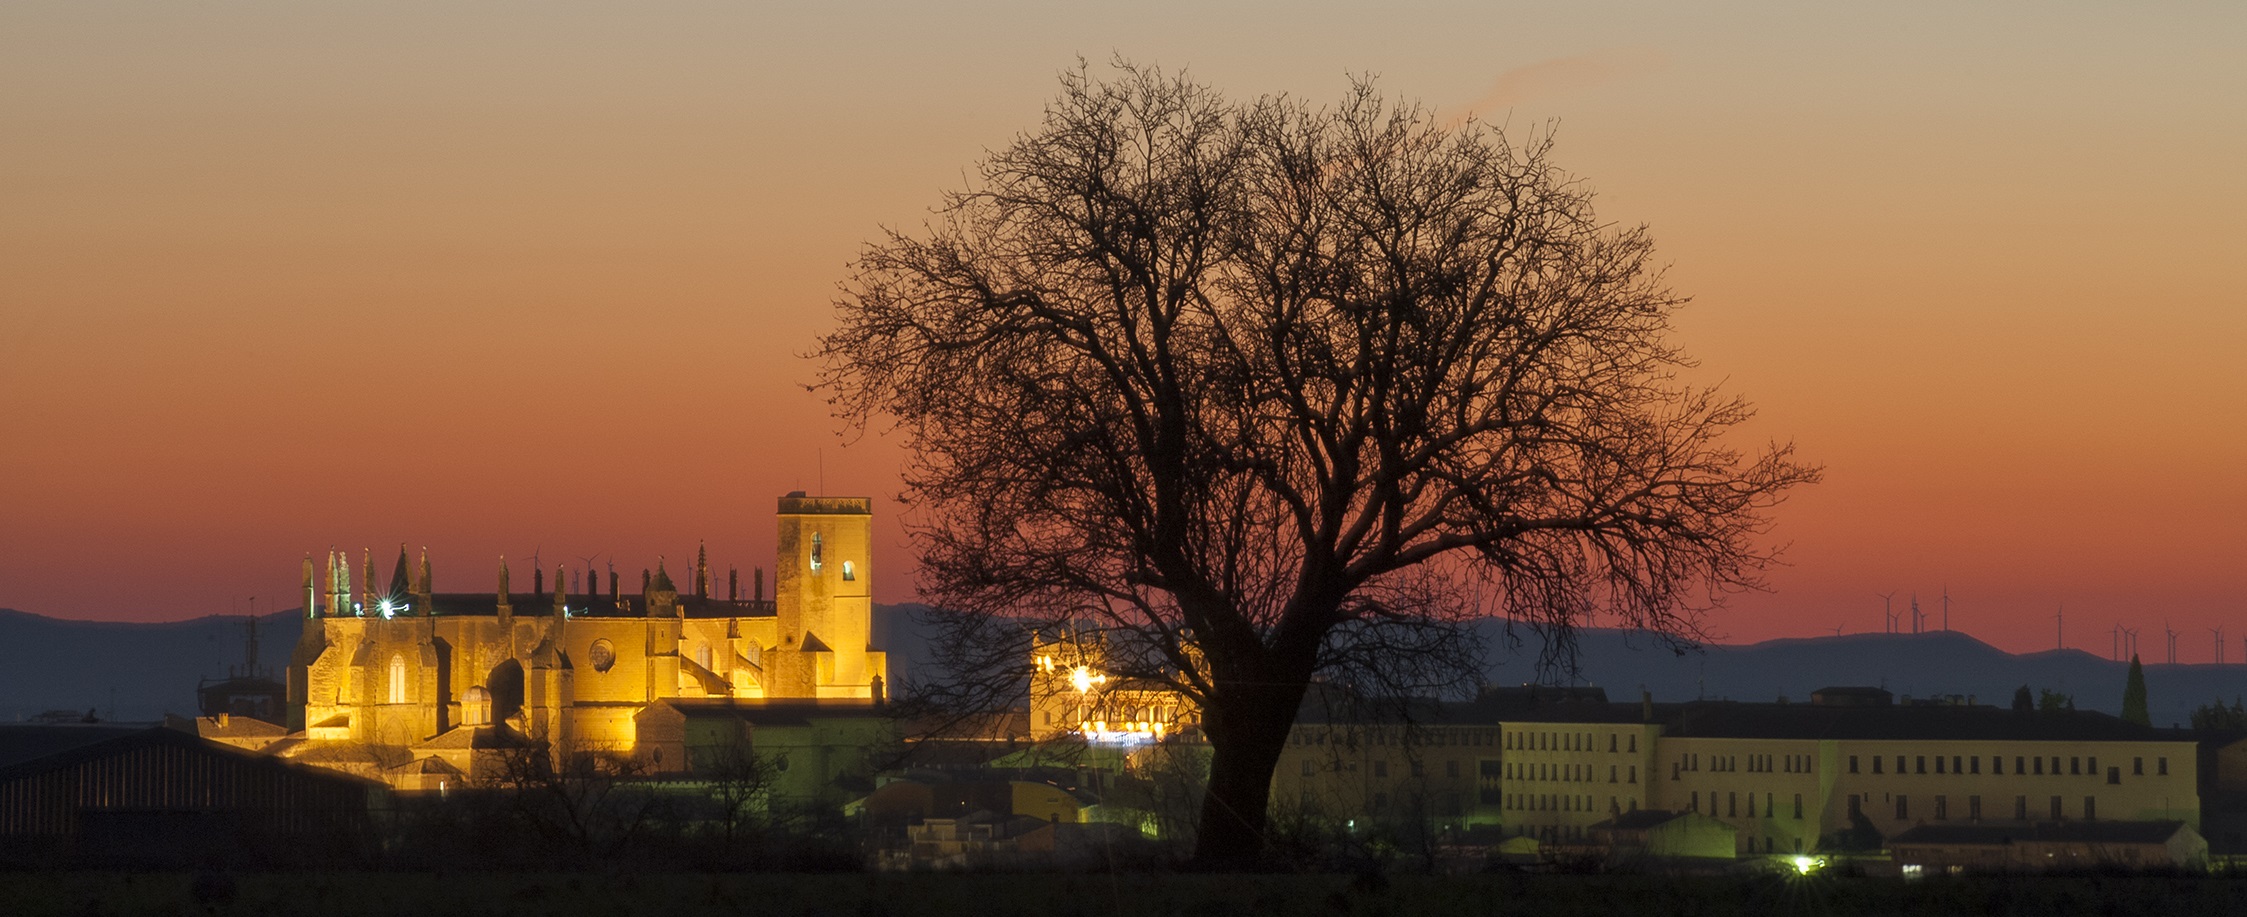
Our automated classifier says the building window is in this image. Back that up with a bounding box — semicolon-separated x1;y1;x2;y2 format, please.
2051;756;2061;775
1935;756;1945;774
1629;735;1637;752
1411;760;1424;778
1690;791;1699;813
2087;756;2097;773
2070;757;2080;776
1447;760;1459;779
1873;756;1883;774
2018;756;2027;775
2085;796;2097;820
1794;793;1804;819
841;560;855;581
1970;756;1980;775
1629;765;1637;783
695;644;713;671
2033;757;2044;775
1301;760;1314;777
1968;795;1981;821
2108;766;2121;785
1728;792;1738;817
1896;755;1906;774
2015;796;2027;820
809;532;823;572
1953;755;1963;774
388;654;407;704
2134;757;2145;776
1934;796;1948;820
1609;734;1618;752
2159;757;2170;776
2051;796;2064;820
1993;756;2003;775
1896;796;1908;820
1610;765;1618;783
1916;755;1927;774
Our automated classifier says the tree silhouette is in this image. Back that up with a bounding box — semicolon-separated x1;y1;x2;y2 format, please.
2122;654;2150;726
2012;684;2035;713
816;62;1817;867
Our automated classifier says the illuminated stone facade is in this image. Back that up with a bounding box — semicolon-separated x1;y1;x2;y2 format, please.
284;493;886;789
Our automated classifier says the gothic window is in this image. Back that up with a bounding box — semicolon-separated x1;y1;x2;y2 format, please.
388;654;407;704
809;532;823;572
695;644;713;671
842;560;855;581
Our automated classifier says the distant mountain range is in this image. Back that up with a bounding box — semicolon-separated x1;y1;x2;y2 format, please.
4;606;2238;729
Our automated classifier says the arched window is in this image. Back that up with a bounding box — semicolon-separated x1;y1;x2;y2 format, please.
809;532;823;572
841;560;855;581
695;644;713;671
388;654;407;704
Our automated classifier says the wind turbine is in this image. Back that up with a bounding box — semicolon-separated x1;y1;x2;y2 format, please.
2166;623;2179;665
2214;626;2228;665
1878;592;1898;634
2124;627;2139;660
1910;594;1925;635
1941;587;1951;632
2112;623;2124;662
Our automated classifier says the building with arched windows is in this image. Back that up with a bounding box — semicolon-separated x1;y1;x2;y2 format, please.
281;493;888;790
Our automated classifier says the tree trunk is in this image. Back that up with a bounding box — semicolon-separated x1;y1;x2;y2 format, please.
1190;681;1307;869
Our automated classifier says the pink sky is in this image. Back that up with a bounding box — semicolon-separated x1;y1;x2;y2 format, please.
3;3;2241;658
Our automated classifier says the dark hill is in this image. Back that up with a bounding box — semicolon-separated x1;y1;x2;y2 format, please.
3;606;2239;728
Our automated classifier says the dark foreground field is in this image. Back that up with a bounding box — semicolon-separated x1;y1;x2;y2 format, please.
9;871;2245;917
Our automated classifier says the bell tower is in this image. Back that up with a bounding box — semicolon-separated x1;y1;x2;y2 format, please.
774;492;880;698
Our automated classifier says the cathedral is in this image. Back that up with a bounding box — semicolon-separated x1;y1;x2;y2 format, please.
279;493;887;789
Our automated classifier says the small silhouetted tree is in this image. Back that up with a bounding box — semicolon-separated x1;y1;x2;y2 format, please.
2012;684;2035;713
2191;697;2247;732
2122;654;2151;726
817;61;1817;868
2038;689;2075;712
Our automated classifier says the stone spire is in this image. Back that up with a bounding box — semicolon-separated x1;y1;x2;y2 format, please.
389;544;412;601
497;556;511;603
418;547;433;597
695;541;710;598
361;549;377;615
302;554;318;619
552;565;568;614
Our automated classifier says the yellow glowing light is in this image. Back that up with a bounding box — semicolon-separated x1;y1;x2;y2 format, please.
1070;665;1105;694
1791;855;1820;875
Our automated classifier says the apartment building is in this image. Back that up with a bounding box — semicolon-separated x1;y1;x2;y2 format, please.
1273;684;2201;859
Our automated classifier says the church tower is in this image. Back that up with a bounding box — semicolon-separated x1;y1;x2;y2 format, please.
774;493;881;698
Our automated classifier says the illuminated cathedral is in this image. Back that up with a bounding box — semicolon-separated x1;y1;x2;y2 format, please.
279;494;887;788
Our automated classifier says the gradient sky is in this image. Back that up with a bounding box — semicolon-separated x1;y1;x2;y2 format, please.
4;2;2242;659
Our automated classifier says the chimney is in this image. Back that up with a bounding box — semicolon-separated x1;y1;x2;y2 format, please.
1641;688;1653;723
728;567;738;602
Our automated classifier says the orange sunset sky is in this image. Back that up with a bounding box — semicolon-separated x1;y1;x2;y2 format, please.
3;3;2241;658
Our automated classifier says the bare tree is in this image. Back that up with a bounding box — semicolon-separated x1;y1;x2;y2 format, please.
816;61;1817;868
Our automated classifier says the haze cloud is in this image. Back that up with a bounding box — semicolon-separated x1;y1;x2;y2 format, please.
1454;47;1670;123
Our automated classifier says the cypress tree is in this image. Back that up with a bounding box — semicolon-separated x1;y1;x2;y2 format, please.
2122;654;2151;726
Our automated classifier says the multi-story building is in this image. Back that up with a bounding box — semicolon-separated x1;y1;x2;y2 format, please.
1649;690;2198;856
1267;684;2202;861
